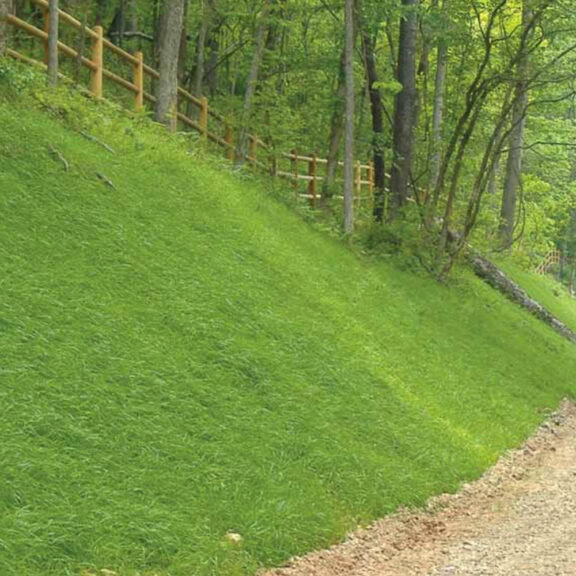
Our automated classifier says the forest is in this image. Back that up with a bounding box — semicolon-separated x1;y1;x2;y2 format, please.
2;0;576;280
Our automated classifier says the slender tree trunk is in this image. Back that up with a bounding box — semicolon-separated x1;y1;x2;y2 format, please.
205;28;220;95
0;0;12;56
191;0;216;97
362;29;385;222
424;0;447;226
389;0;419;221
109;0;139;46
322;49;346;204
155;0;186;127
112;0;126;47
428;5;447;195
487;119;504;196
47;0;59;87
94;0;106;25
152;0;161;65
499;1;532;249
177;0;189;84
236;1;269;164
128;0;138;33
343;0;355;233
264;0;282;54
192;16;209;96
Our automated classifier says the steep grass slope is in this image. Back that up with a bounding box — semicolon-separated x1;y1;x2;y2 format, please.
1;75;576;576
498;261;576;333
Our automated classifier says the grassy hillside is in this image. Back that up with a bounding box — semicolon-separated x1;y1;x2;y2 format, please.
498;261;576;333
1;69;576;576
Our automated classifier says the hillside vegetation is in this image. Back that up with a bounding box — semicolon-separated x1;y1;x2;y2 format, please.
1;73;576;576
498;262;576;334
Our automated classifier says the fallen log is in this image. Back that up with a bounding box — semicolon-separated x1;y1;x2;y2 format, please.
468;253;576;344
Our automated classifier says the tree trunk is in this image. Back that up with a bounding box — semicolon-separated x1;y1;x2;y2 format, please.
128;0;138;34
343;0;355;234
0;0;12;56
424;0;447;226
94;0;106;25
177;0;189;84
107;0;141;47
119;0;126;48
264;0;282;54
361;29;385;223
191;15;209;96
108;0;126;47
191;0;216;97
487;120;504;196
236;2;269;164
205;28;220;95
152;0;161;65
155;0;186;127
47;0;59;87
322;49;346;205
499;1;532;249
428;3;447;195
389;0;419;221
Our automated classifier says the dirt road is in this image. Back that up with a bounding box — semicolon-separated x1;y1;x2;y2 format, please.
266;401;576;576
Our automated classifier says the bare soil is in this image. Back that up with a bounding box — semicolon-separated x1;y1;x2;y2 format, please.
264;400;576;576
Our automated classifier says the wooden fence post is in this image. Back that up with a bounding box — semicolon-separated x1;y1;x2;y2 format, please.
134;51;144;110
200;96;208;142
291;149;298;194
308;153;317;207
270;153;278;178
90;25;103;98
225;124;234;161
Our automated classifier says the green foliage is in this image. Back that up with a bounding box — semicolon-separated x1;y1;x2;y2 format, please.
361;208;429;273
2;76;576;576
0;59;41;92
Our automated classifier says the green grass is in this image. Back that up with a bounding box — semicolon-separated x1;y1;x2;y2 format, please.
1;69;576;576
497;260;576;333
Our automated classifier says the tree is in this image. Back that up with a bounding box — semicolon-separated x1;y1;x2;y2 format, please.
322;49;346;206
155;0;186;127
360;17;385;222
343;0;355;234
428;0;447;196
236;0;269;164
499;1;533;249
389;0;419;221
47;0;59;87
191;0;214;97
177;0;190;83
0;0;12;56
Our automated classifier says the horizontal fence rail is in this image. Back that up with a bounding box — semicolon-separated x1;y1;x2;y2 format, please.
4;0;377;204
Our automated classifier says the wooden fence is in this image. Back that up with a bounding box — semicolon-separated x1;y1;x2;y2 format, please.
4;0;375;205
535;250;562;275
